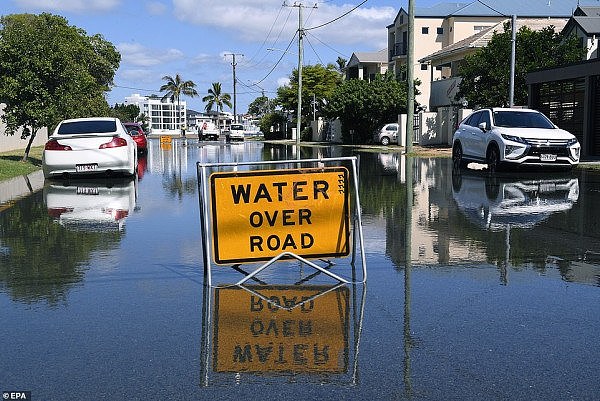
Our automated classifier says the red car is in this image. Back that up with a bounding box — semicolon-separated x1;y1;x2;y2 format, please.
123;122;147;153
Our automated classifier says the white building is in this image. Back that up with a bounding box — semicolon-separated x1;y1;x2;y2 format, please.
124;93;186;135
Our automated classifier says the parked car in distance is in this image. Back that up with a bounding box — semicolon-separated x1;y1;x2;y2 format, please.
374;123;398;145
123;122;147;153
43;117;137;179
228;123;245;142
452;108;580;171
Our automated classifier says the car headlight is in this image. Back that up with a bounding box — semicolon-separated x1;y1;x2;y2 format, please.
567;137;579;146
501;134;528;144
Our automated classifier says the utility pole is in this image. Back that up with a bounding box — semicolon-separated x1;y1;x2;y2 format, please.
225;53;243;122
405;0;415;153
509;15;516;107
286;2;317;153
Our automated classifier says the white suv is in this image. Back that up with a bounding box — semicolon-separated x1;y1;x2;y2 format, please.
452;108;580;171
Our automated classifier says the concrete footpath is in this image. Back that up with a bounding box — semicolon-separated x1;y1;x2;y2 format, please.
0;170;44;208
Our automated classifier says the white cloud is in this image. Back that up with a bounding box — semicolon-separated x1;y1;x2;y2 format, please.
277;76;290;87
15;0;120;12
118;69;155;83
171;0;393;48
117;43;184;67
146;1;167;15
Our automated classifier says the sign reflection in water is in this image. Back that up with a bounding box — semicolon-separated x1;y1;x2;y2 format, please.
201;283;365;385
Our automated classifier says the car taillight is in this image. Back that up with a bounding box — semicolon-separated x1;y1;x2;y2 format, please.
45;140;72;151
100;137;128;149
47;207;73;218
104;209;129;220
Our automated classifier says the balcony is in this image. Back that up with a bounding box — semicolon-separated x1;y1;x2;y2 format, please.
389;42;407;60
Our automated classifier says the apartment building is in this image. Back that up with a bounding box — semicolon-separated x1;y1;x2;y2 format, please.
124;93;186;135
388;0;592;110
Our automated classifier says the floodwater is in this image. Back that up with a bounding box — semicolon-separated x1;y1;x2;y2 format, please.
1;139;599;400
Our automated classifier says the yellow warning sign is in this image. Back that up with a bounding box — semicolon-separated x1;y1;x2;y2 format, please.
160;135;172;144
209;167;350;264
213;285;349;373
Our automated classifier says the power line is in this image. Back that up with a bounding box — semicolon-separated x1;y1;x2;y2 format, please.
242;6;295;70
304;30;349;58
305;0;368;31
244;5;285;65
304;35;325;65
253;31;298;85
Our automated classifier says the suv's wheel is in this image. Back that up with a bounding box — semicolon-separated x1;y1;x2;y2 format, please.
452;142;465;169
487;145;501;172
381;136;390;146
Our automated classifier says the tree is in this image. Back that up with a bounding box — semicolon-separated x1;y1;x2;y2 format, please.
259;112;287;140
110;103;140;122
457;24;585;108
336;57;347;73
0;13;120;161
247;95;273;117
276;64;342;131
159;74;198;132
202;82;232;114
325;73;408;144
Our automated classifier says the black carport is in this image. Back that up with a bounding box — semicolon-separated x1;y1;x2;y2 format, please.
527;58;600;158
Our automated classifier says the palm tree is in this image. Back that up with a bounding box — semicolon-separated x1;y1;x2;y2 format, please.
202;82;232;130
159;74;198;135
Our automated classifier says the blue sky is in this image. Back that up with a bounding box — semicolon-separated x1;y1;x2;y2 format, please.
2;0;442;114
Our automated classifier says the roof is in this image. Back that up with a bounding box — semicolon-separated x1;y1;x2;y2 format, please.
575;6;600;17
348;50;387;66
419;18;568;63
390;0;600;27
567;15;600;35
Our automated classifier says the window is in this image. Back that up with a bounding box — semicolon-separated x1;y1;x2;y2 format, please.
467;112;482;127
437;27;443;35
422;27;429;34
479;111;491;129
421;64;428;70
58;120;117;134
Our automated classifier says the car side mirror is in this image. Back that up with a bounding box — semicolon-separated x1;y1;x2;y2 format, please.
478;122;487;132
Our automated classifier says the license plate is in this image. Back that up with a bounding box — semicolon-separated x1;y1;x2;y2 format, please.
76;163;98;172
76;187;99;195
540;154;557;162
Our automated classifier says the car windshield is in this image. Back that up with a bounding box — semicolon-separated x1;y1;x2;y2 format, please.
231;125;243;130
493;111;555;129
58;120;117;134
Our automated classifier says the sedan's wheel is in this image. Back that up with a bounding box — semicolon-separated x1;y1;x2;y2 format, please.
452;142;464;169
381;136;390;146
487;146;501;172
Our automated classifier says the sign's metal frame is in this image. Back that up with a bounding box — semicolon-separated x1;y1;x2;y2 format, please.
197;157;367;287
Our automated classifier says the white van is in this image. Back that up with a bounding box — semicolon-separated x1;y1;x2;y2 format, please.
228;124;245;142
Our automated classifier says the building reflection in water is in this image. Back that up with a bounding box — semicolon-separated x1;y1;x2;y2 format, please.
200;283;365;386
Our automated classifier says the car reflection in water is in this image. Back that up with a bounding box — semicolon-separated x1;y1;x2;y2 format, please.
452;170;579;231
44;177;137;232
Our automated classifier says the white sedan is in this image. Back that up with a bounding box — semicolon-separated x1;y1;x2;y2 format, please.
43;117;137;179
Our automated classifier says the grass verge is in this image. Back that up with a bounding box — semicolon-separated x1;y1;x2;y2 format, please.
0;146;43;181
